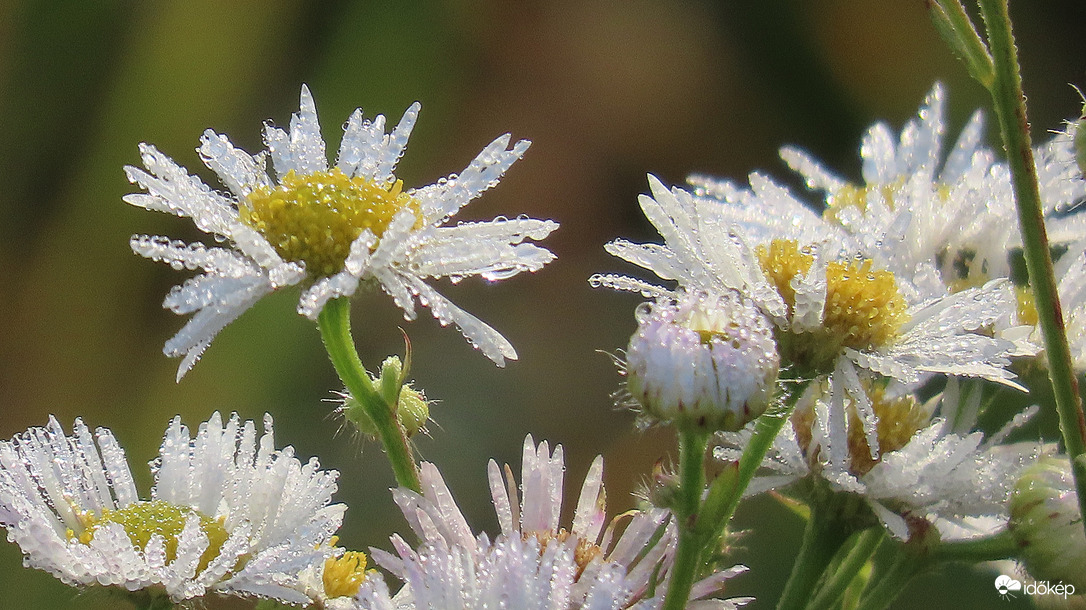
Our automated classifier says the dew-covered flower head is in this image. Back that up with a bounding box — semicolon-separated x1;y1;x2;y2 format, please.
363;435;752;609
717;379;1040;540
127;85;558;379
593;174;1032;459
626;290;779;431
0;412;344;604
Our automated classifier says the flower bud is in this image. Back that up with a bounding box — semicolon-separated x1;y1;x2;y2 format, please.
625;290;779;431
645;458;681;510
1009;456;1086;590
342;386;430;439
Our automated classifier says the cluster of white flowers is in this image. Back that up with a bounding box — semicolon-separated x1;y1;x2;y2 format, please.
7;72;1086;609
594;83;1085;542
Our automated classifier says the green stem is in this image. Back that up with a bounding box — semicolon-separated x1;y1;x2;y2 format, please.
662;430;710;610
976;0;1086;536
317;297;421;492
776;490;853;610
807;528;885;610
716;380;813;528
853;550;925;610
127;592;174;610
854;519;940;610
931;529;1018;563
928;0;995;87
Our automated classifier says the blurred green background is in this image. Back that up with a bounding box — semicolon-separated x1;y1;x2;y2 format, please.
0;0;1083;607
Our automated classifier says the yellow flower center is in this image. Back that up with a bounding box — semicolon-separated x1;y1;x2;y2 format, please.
322;551;370;599
1016;285;1039;327
527;530;604;579
69;500;231;573
792;381;929;475
758;239;910;372
822;258;909;351
822;181;910;221
757;239;815;315
241;168;420;277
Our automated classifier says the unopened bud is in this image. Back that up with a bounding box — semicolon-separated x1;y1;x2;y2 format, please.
1009;456;1086;590
625;290;779;432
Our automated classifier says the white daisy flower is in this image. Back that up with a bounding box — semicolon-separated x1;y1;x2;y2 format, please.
127;85;558;380
592;175;1031;458
292;543;376;610
354;536;751;610
715;379;1041;541
361;435;752;609
0;412;344;604
692;83;1086;301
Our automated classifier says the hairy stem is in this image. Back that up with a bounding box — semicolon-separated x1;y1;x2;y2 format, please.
662;430;710;610
318;297;421;492
776;489;853;610
976;0;1086;536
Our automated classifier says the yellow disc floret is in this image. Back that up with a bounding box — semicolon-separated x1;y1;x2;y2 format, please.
822;258;909;351
792;381;929;476
323;551;370;599
241;168;421;277
756;239;814;314
822;182;904;221
844;383;929;475
73;500;230;573
1016;285;1039;327
757;239;910;373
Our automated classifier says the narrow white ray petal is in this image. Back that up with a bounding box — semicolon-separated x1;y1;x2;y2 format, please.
860;122;897;185
297;271;361;320
198;129;271;197
374;101;420;183
287;84;328;176
780;145;847;193
416;134;530;222
397;274;516;368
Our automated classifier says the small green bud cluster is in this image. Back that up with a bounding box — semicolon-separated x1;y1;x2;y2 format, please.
341;356;430;439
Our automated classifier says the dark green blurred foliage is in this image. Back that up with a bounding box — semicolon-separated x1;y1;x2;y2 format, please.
0;0;1082;607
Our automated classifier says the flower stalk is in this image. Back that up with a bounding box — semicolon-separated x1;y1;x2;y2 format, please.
776;488;854;610
716;380;813;529
806;528;884;610
930;0;1086;541
661;380;811;610
318;296;422;493
932;530;1018;564
974;0;1086;536
661;429;710;610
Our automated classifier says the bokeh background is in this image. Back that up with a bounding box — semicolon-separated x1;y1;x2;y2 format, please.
1;1;1083;607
